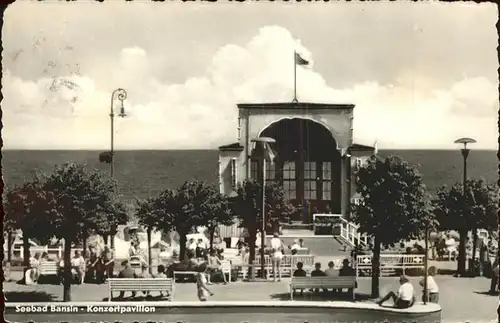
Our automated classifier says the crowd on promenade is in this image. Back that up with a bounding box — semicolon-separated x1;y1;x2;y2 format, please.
10;227;499;306
24;245;116;285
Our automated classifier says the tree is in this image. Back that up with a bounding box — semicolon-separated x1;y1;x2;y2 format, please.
434;179;498;276
198;185;235;251
231;180;296;278
171;180;224;260
351;156;436;298
139;181;221;261
136;197;162;272
41;163;127;301
4;179;57;282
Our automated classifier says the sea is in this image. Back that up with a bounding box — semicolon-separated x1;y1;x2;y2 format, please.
2;149;497;201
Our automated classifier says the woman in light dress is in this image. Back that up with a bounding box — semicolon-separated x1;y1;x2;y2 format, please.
196;263;214;301
270;232;284;282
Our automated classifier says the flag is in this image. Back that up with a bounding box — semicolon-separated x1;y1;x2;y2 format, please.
99;151;113;164
295;52;309;66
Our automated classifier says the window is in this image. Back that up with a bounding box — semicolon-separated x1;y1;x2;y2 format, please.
304;161;317;200
322;162;332;200
304;180;317;200
251;160;258;180
265;162;276;182
283;161;295;180
230;158;237;188
283;180;296;200
304;161;316;180
282;161;296;199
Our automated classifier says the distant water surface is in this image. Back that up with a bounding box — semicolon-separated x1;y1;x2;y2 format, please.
3;149;496;200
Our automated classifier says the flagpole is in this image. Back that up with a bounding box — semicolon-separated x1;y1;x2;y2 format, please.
293;51;297;103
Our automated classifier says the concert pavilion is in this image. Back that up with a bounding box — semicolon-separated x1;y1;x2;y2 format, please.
218;102;377;222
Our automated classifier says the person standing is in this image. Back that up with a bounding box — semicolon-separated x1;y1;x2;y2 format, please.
490;256;499;293
270;232;283;282
101;246;115;281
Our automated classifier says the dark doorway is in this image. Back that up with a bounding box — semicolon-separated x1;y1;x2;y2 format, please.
251;118;341;222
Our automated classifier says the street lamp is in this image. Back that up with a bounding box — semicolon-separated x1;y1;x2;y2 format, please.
454;137;476;277
99;88;128;249
251;137;276;279
110;88;128;177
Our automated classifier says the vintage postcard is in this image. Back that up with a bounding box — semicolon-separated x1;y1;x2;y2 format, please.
2;1;498;323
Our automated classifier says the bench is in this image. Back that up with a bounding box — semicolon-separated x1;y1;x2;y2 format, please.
249;255;316;280
290;276;356;300
108;278;173;301
173;271;198;281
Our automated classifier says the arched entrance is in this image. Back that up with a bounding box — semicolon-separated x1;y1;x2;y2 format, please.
251;118;342;220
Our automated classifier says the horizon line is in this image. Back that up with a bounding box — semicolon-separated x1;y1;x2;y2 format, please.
2;148;497;151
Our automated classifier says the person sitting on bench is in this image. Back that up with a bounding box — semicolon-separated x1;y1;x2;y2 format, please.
311;262;327;293
207;251;227;284
339;258;356;294
116;260;138;299
378;275;415;309
293;262;307;295
70;251;85;284
154;264;169;298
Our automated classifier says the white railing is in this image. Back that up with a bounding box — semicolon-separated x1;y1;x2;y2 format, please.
356;254;425;276
339;218;368;248
8;246;84;260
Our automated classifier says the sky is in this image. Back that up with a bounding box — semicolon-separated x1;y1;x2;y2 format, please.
3;1;499;150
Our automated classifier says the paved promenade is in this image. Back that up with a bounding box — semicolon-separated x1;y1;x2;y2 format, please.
4;274;496;322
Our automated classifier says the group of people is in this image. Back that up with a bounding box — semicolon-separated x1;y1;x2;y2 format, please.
25;245;115;285
292;259;356;295
111;260;169;299
233;233;309;281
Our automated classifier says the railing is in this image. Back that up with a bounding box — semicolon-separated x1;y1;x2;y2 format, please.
9;247;85;260
339;218;368;248
356;254;425;276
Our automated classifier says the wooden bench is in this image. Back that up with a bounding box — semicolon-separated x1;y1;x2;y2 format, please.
290;276;356;300
173;271;198;281
108;278;173;301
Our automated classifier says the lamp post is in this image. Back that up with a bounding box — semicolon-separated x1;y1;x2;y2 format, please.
110;88;128;177
99;88;127;249
454;137;476;277
251;137;276;279
423;225;429;305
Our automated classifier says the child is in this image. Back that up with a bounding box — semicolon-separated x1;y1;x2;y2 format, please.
196;263;214;301
419;266;439;303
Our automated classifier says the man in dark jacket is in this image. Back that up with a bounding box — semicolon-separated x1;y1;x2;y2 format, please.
117;260;137;299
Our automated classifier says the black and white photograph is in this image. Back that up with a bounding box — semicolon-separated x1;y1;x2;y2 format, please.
2;1;499;322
